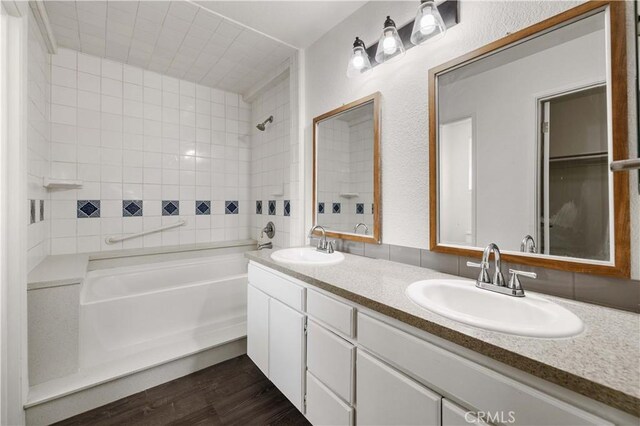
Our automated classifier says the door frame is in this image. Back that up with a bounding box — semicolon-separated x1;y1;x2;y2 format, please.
0;1;28;424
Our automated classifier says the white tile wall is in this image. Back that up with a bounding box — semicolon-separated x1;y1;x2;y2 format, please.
250;56;303;249
27;8;52;271
47;48;251;254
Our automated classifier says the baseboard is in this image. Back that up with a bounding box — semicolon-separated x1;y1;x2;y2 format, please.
25;338;247;425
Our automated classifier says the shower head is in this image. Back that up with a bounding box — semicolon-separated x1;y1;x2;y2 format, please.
256;115;274;131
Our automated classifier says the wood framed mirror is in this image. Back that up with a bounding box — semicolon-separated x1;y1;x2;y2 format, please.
428;1;630;277
313;92;381;244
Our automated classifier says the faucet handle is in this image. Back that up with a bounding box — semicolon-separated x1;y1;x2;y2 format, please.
507;269;537;293
466;261;491;284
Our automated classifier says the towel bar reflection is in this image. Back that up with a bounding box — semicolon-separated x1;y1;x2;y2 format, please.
610;158;640;171
105;219;187;244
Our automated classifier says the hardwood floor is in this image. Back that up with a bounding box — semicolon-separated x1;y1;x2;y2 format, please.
54;355;311;426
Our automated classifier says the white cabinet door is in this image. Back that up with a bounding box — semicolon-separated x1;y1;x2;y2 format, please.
247;284;270;376
269;298;305;412
357;350;441;426
306;371;353;426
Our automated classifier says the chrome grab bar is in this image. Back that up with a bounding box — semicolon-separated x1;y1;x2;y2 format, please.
105;219;187;244
610;158;640;172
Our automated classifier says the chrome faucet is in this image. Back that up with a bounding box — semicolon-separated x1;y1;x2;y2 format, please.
308;225;335;254
520;235;536;253
467;243;536;297
354;222;369;234
257;242;273;250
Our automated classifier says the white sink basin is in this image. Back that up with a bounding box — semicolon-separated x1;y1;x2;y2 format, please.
405;279;584;338
270;247;345;266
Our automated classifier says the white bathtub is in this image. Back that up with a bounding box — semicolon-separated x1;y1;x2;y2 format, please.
79;253;248;369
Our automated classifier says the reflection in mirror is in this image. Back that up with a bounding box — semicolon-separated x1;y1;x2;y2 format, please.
432;4;630;274
313;93;380;243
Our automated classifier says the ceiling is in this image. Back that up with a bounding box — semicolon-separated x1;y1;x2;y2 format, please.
44;0;298;95
194;1;367;49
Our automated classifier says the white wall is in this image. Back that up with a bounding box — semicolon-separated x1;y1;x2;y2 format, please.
46;48;252;254
26;7;51;271
304;0;638;277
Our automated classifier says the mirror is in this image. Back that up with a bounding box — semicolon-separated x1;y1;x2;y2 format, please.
313;93;381;243
429;1;630;277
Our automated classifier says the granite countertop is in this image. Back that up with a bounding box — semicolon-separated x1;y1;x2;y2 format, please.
246;249;640;417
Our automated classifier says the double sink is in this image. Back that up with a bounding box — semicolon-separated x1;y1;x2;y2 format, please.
269;247;584;339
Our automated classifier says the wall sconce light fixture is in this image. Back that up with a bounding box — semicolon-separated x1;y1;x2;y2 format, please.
346;0;459;78
374;16;406;64
410;0;447;45
346;37;373;78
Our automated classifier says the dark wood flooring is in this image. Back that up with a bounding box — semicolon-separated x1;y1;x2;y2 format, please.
54;355;311;426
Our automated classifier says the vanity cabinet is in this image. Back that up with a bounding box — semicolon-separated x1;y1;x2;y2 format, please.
247;262;618;426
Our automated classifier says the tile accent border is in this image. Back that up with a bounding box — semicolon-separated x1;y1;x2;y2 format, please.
268;200;276;216
256;200;262;215
284;200;290;217
225;201;238;214
162;200;179;216
77;200;100;218
196;200;211;215
123;200;143;217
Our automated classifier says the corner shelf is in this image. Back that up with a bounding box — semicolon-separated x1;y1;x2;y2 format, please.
43;178;83;190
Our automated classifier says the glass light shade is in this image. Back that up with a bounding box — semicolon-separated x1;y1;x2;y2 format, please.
410;1;446;45
346;46;372;78
374;17;405;64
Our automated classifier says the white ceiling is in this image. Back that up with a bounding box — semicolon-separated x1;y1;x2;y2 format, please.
194;1;368;49
44;0;297;95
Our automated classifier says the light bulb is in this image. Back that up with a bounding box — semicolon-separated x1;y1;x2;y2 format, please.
352;54;365;69
382;33;397;54
420;13;436;35
346;37;372;78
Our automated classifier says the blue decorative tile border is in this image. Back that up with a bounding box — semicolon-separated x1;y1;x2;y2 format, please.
256;200;262;215
356;203;364;214
332;202;341;214
77;200;101;218
318;202;324;214
162;200;179;216
196;200;210;215
39;200;45;221
284;200;290;217
29;200;36;224
268;200;276;215
225;200;238;214
123;200;143;217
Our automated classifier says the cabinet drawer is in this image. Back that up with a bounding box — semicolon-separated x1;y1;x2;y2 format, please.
248;263;305;311
307;320;355;404
306;371;353;426
357;313;610;426
357;349;441;426
442;399;489;426
307;288;354;337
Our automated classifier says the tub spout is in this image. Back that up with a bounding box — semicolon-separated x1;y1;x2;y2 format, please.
257;242;273;250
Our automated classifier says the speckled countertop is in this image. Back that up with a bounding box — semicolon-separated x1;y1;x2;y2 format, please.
246;249;640;417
